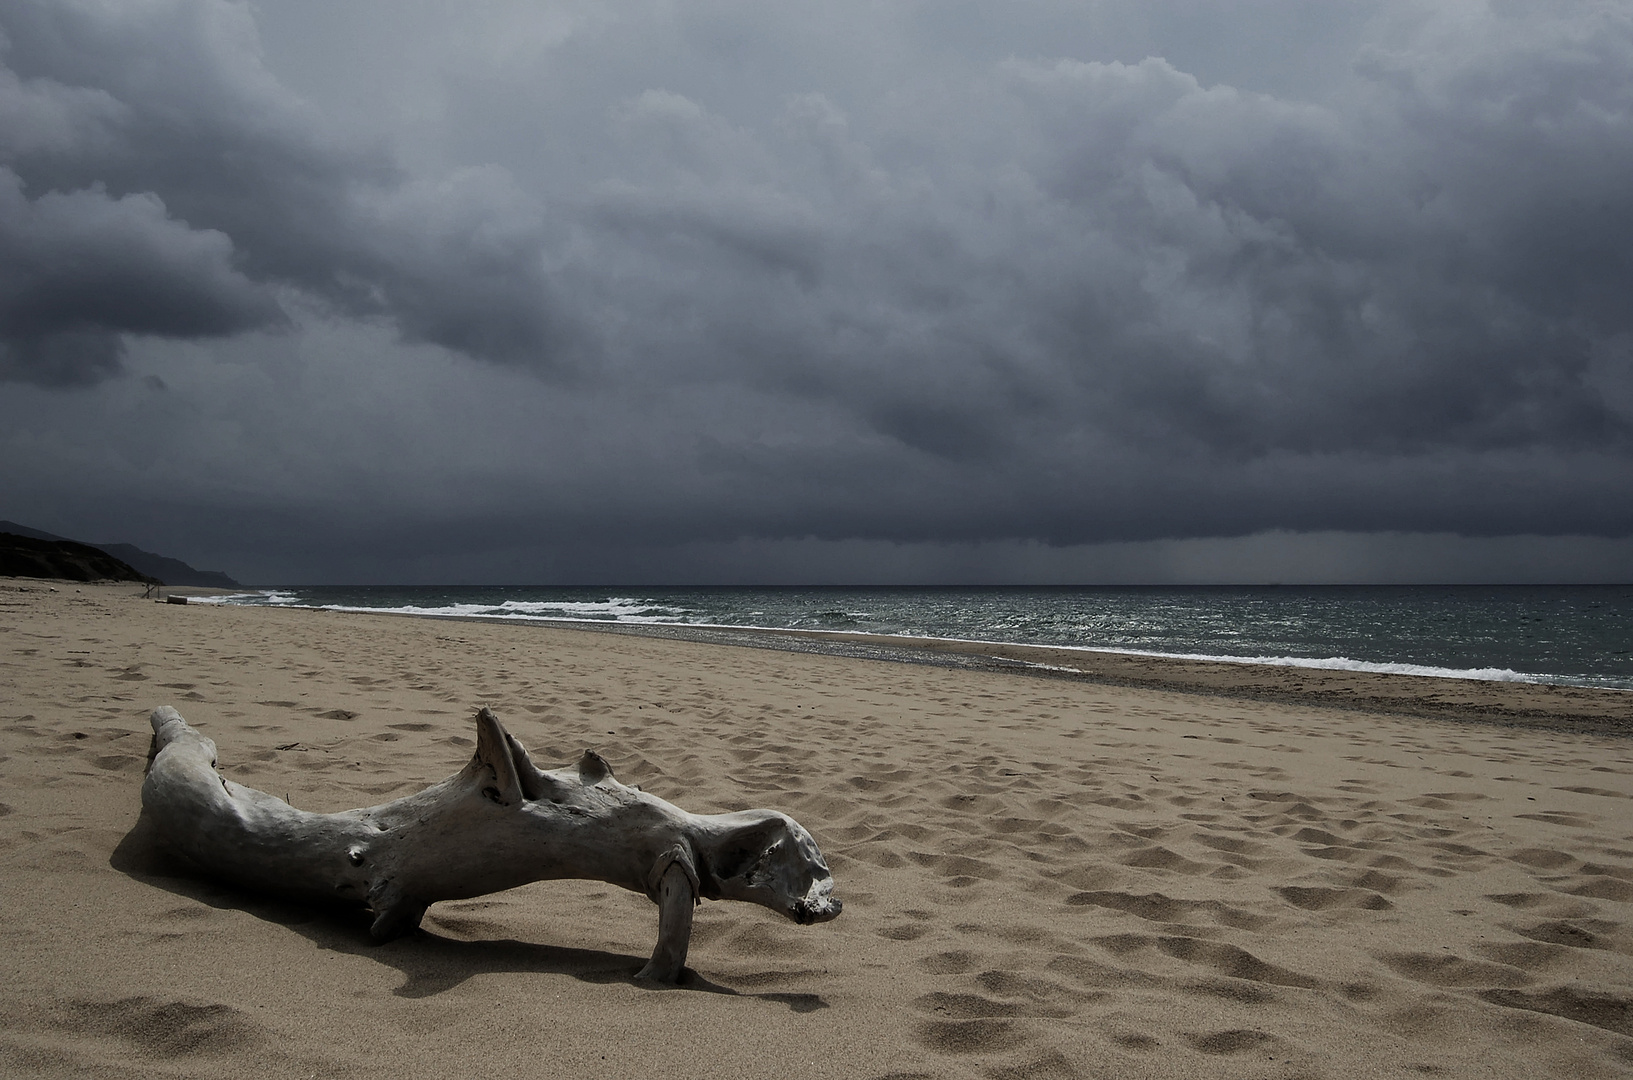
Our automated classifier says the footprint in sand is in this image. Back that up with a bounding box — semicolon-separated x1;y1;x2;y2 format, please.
1084;932;1320;992
1276;885;1393;911
1154;936;1321;989
1118;846;1212;874
1474;941;1573;973
1567;877;1633;902
1066;889;1272;928
1379;951;1531;988
1184;1028;1278;1055
1509;919;1619;950
1515;810;1598;829
912;1016;1027;1055
1508;847;1576;870
51;996;265;1057
918;950;981;974
878;910;932;941
1479;987;1633;1038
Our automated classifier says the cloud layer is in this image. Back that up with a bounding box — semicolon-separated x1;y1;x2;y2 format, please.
1;0;569;383
2;0;1630;579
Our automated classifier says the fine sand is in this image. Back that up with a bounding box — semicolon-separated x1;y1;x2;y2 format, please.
3;580;1632;1079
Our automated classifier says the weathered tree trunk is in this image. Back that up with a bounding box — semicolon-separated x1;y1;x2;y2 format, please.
142;706;840;982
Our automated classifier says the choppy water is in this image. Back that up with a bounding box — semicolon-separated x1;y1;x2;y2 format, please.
198;585;1633;691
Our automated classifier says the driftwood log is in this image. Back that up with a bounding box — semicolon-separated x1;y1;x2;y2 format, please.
141;705;841;982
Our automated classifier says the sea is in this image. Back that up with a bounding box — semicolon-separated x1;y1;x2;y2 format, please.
196;585;1633;692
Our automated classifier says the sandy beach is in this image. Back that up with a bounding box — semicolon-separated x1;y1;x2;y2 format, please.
3;580;1632;1079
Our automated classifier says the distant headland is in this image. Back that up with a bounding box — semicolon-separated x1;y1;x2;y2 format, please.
0;521;240;587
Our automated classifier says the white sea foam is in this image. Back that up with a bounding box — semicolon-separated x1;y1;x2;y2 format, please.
208;594;693;624
843;634;1543;684
635;625;1548;685
189;589;298;605
1075;648;1540;683
1014;660;1086;674
201;589;1626;689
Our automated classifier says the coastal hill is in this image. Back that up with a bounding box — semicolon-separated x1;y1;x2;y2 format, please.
91;541;241;589
0;531;156;583
0;520;240;587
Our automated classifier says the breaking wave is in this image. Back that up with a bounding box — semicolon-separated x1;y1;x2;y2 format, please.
197;585;1633;691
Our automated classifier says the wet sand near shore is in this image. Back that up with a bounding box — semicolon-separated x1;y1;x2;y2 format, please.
496;619;1633;735
3;580;1632;1079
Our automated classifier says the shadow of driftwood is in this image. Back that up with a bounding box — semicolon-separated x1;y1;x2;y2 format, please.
110;811;828;1013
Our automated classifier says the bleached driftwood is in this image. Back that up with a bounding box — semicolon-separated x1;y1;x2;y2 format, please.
141;705;841;982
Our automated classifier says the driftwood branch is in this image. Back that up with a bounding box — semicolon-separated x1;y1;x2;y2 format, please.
141;705;840;983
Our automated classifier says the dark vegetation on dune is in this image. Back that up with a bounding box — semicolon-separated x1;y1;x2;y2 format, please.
0;520;239;587
0;531;157;584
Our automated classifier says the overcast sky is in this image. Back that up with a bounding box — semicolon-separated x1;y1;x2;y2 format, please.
2;0;1630;584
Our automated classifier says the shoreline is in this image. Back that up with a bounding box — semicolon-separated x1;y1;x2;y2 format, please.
480;618;1633;735
526;619;1633;734
17;578;1633;732
182;590;1633;736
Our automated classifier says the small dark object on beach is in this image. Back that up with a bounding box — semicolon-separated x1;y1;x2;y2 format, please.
166;595;188;605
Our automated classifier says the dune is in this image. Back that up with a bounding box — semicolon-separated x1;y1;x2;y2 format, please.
1;579;1630;1079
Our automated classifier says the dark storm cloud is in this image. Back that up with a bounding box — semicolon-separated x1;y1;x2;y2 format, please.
2;0;1631;579
0;171;282;384
0;0;570;384
514;36;1633;551
585;48;1633;463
